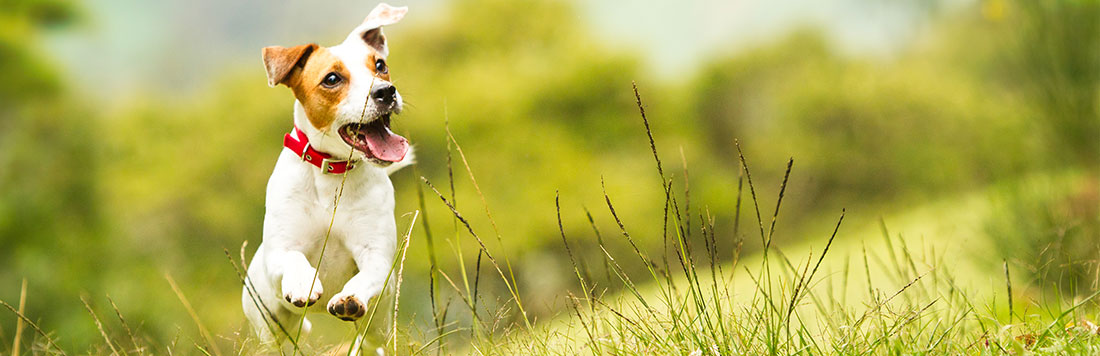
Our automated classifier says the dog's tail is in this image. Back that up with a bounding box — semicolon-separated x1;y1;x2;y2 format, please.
385;145;415;176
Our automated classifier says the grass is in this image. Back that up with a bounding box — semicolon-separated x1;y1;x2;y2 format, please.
3;84;1099;355
497;169;1100;355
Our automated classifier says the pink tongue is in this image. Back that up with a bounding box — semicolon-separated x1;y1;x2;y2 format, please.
363;126;409;162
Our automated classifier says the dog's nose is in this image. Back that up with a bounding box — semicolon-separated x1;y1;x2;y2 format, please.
371;84;397;106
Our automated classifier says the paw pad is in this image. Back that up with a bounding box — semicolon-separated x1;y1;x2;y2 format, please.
284;294;317;308
328;295;367;321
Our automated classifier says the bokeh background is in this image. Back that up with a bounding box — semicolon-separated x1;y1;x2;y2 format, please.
1;0;1097;352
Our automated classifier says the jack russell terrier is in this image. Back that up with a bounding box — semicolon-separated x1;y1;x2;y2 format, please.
242;3;412;345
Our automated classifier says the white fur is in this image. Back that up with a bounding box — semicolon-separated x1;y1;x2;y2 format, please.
243;3;410;347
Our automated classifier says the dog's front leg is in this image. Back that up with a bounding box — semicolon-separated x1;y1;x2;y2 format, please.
266;249;325;309
327;237;395;321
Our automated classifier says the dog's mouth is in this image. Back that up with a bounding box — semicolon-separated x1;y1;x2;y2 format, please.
338;114;409;163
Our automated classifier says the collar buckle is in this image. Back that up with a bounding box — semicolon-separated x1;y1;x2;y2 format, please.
321;157;356;175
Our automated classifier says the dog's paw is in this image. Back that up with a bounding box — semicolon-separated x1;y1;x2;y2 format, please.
281;275;323;308
327;293;367;321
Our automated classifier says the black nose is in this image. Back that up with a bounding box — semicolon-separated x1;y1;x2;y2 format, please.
371;84;397;106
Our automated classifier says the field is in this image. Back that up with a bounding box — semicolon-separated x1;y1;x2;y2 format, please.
1;0;1098;355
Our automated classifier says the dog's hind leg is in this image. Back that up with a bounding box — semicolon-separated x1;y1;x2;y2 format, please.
242;262;313;348
243;295;313;350
242;284;277;344
273;308;312;349
243;285;312;345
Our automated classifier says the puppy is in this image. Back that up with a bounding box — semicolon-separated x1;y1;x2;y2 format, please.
242;3;411;346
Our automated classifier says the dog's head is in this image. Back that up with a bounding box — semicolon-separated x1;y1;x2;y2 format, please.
262;3;408;166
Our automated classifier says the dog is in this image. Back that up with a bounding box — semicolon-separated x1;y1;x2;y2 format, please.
242;3;412;346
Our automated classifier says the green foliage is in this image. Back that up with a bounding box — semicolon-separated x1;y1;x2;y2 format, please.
0;0;108;349
693;30;1043;214
988;173;1100;295
0;0;80;104
1000;0;1100;165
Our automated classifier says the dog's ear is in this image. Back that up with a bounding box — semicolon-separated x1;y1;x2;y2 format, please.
364;3;407;27
349;3;407;56
262;43;318;87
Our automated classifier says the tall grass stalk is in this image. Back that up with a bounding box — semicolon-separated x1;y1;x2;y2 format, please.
11;278;26;356
165;273;223;356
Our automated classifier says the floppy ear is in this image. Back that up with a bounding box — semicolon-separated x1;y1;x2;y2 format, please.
350;3;407;55
364;3;407;29
261;43;318;87
361;28;387;54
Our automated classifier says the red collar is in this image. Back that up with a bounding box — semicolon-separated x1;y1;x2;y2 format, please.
283;126;358;175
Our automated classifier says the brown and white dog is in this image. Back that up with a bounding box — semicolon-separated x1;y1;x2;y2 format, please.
242;3;411;346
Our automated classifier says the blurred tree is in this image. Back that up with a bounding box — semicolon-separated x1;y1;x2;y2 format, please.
692;30;833;162
1002;0;1100;166
981;0;1100;296
0;0;114;349
691;30;1040;212
0;0;74;105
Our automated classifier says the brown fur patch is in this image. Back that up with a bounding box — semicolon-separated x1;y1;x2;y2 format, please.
285;47;350;130
366;53;390;81
262;44;317;87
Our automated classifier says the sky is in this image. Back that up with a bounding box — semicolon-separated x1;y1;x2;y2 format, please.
41;0;953;101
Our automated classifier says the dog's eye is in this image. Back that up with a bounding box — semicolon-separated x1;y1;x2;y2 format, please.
321;72;343;88
374;59;388;74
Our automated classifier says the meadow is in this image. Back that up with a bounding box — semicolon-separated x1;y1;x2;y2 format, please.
1;0;1098;354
